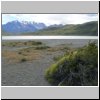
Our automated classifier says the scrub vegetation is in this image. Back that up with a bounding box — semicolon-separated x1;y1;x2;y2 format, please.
45;42;98;86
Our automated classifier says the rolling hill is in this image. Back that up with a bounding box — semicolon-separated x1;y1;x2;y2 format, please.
22;21;98;36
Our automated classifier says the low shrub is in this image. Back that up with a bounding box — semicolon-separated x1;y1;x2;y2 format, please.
12;44;15;47
20;58;27;62
18;52;22;54
24;42;27;45
45;42;98;86
2;44;5;46
31;41;42;45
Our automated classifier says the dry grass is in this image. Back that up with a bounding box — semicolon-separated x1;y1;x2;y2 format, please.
2;49;43;63
2;41;42;47
2;41;71;64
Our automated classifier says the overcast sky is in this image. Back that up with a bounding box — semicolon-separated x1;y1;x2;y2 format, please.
2;14;98;26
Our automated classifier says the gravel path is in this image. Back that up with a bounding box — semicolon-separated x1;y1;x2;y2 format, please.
2;50;64;86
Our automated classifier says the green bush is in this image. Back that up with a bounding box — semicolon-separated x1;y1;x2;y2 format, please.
24;42;27;45
18;52;22;54
12;44;15;47
45;42;98;86
20;58;27;62
2;44;5;46
36;41;42;45
31;41;42;45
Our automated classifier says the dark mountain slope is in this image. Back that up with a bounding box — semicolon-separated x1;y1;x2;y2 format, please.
23;21;98;36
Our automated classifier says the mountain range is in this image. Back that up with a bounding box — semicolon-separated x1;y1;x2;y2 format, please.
2;20;98;36
2;20;47;34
